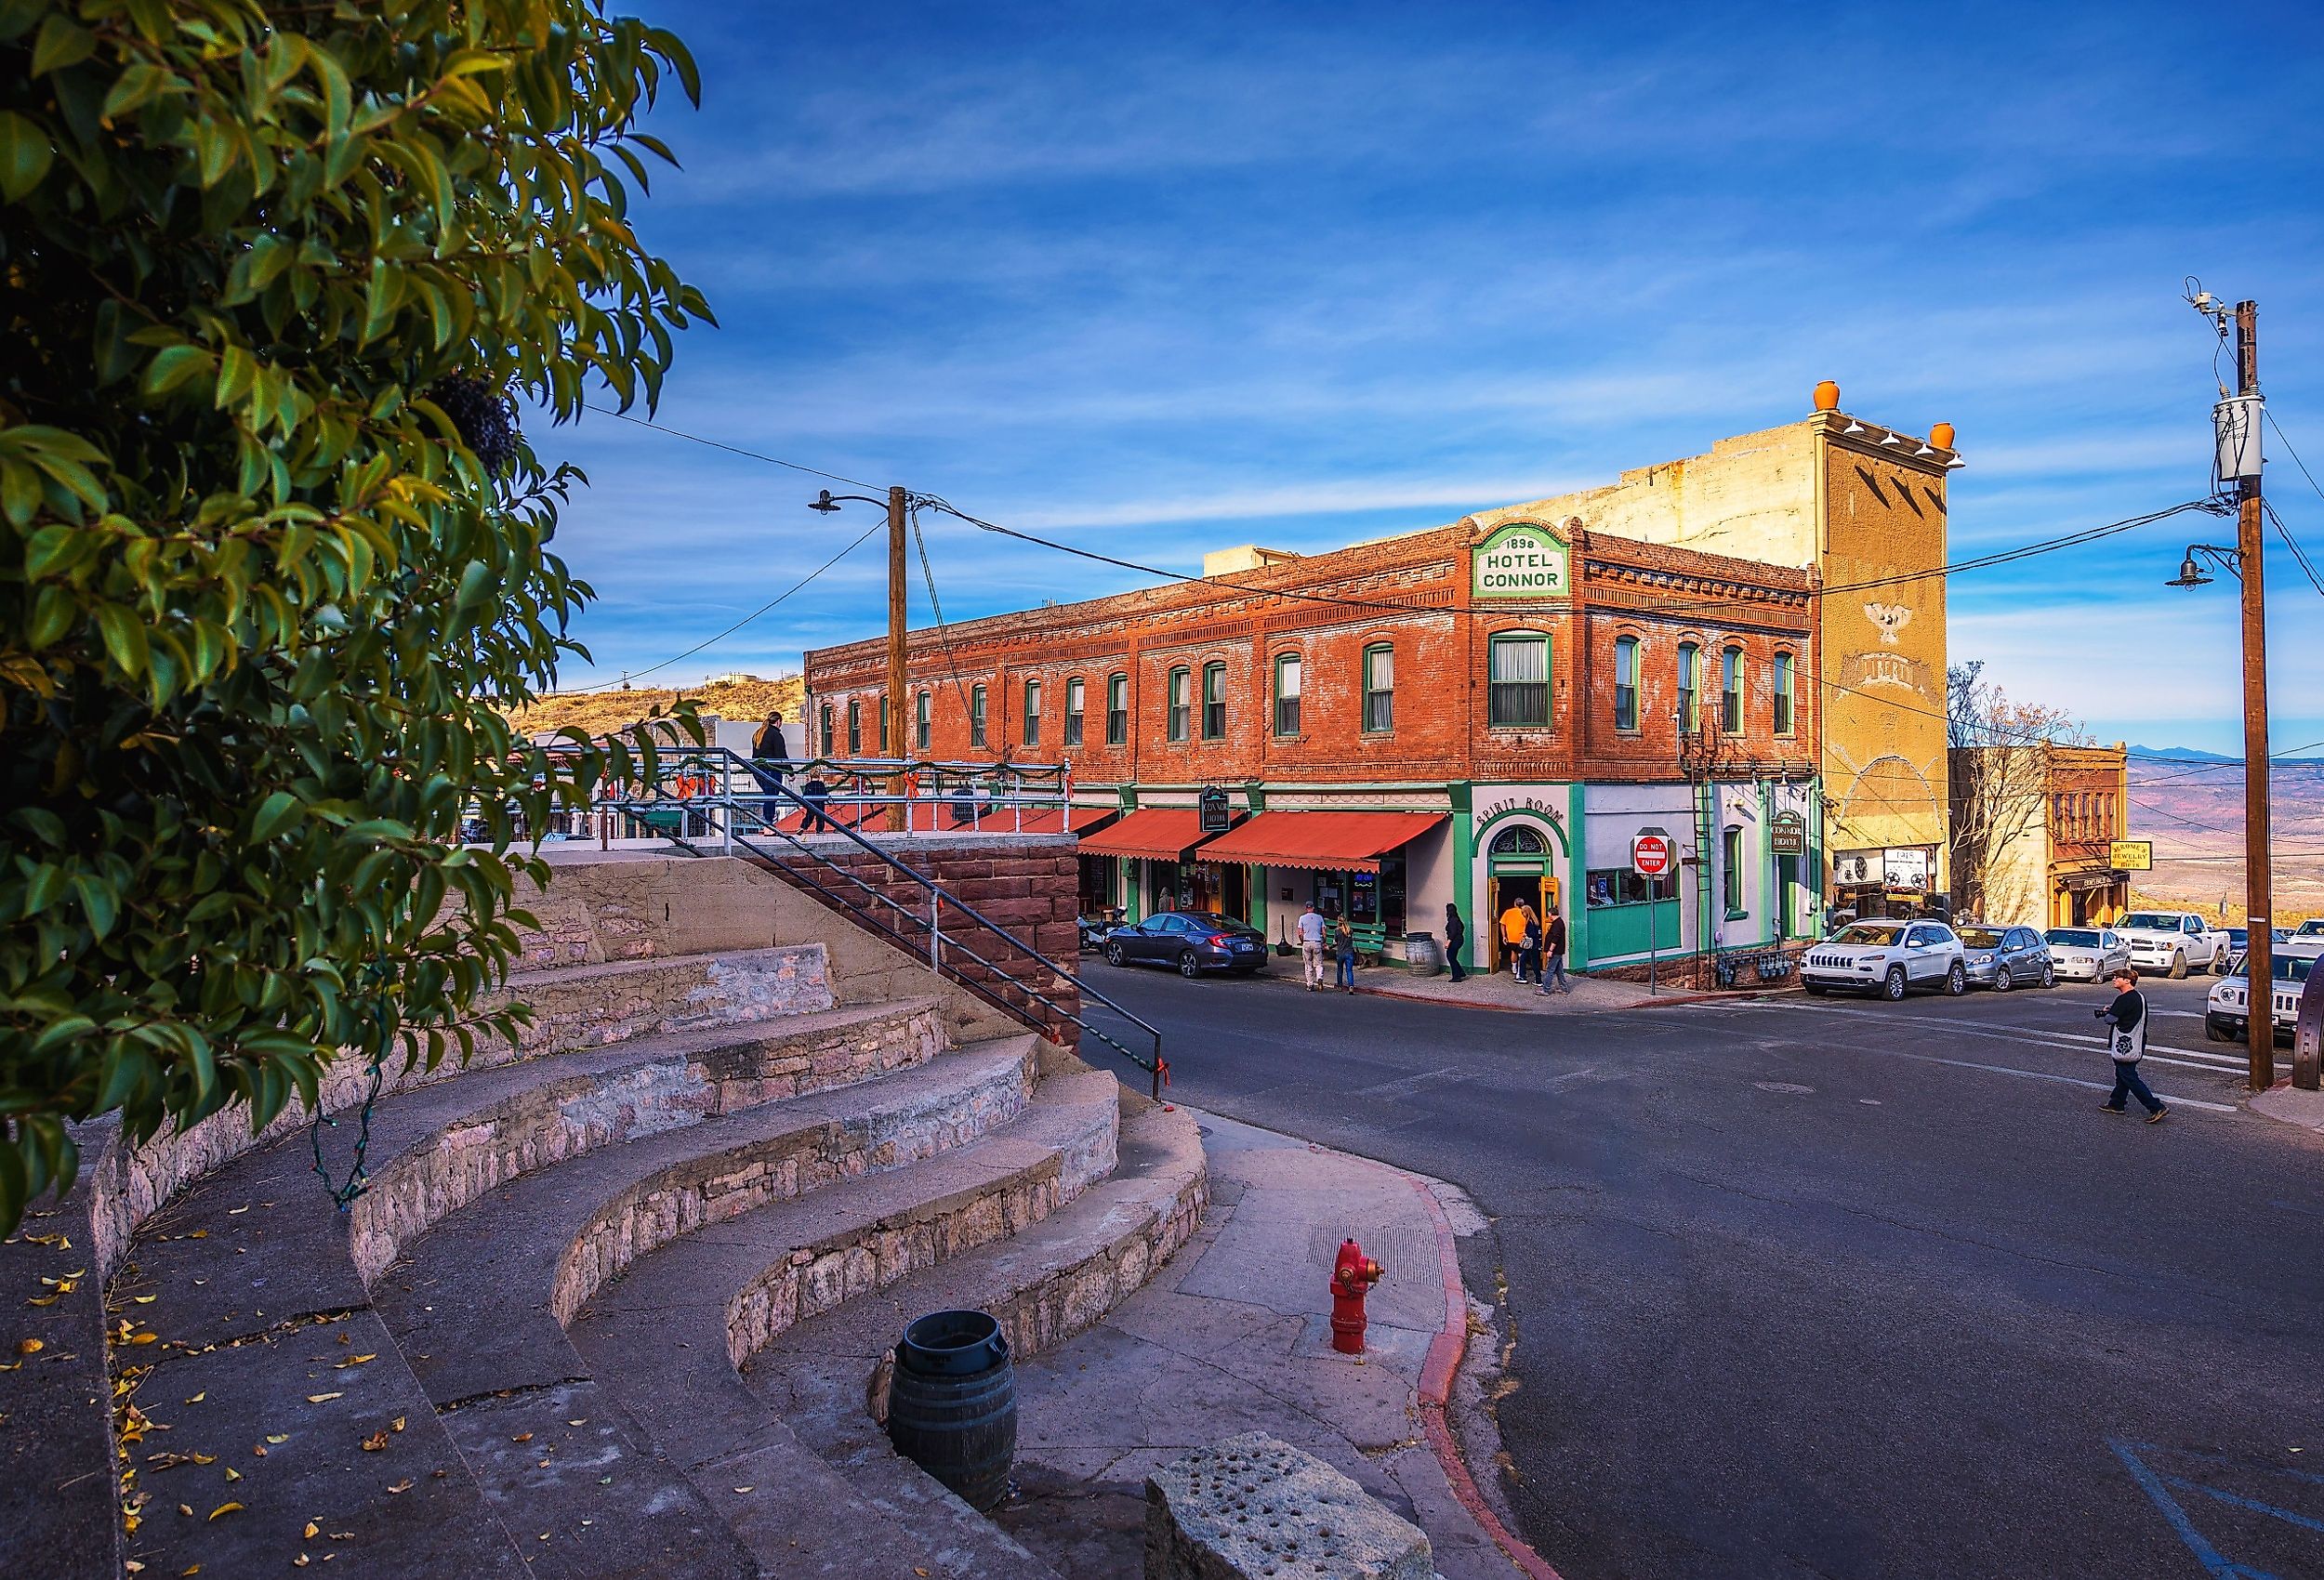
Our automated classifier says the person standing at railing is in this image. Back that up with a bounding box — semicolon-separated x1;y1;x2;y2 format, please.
801;771;833;833
749;709;790;825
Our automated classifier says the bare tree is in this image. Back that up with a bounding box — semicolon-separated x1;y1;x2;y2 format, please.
1948;663;2090;918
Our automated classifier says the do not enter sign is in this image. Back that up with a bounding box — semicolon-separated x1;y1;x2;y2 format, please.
1631;834;1674;876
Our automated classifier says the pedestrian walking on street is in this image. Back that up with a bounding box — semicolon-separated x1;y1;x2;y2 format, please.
1297;901;1329;992
749;709;790;823
1538;906;1572;995
1444;902;1468;982
1500;898;1529;981
1518;900;1543;986
2095;966;2168;1123
1333;912;1358;994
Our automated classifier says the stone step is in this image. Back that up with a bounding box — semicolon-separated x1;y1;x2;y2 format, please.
120;997;950;1353
550;1073;1122;1578
745;1092;1207;1560
490;943;838;1060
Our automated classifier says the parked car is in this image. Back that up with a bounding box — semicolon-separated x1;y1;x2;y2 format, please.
2111;910;2230;979
2206;952;2314;1044
2044;927;2130;982
2273;918;2324;961
1801;919;1968;1000
1955;924;2054;991
2225;926;2291;956
1103;911;1270;977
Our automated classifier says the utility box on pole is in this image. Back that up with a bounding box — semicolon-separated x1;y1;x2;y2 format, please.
2215;395;2264;485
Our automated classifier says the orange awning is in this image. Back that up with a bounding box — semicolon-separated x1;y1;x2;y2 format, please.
1076;808;1219;862
1194;810;1446;873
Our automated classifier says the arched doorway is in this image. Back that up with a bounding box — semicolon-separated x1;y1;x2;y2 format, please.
1486;823;1562;971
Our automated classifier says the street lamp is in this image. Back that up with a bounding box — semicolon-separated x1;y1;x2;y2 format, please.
808;486;914;831
2164;544;2236;588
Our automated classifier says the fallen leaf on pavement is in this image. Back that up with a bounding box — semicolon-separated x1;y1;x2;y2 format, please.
206;1502;242;1521
390;1416;404;1432
304;1522;318;1538
306;1393;341;1403
386;1478;414;1494
223;1468;242;1481
182;1391;203;1402
266;1434;288;1443
732;1486;753;1494
361;1432;388;1452
17;1338;41;1355
509;1432;532;1443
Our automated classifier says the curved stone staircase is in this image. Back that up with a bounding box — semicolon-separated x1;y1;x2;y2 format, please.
4;854;1205;1580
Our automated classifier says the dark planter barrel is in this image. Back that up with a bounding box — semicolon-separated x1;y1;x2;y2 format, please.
886;1309;1017;1511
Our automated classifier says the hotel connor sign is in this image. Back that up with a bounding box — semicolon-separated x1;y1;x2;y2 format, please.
1472;521;1571;599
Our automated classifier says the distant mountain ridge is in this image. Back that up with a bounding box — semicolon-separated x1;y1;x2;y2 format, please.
2128;745;2324;767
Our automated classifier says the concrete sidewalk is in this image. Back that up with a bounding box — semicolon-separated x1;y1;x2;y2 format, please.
994;1110;1552;1580
2250;1080;2324;1136
1274;958;1732;1013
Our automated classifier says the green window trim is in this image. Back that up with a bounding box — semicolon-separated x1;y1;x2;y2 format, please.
1362;642;1393;733
1064;677;1085;747
1613;635;1639;732
846;698;861;756
1106;672;1129;745
1273;652;1301;737
1201;661;1227;740
819;703;835;757
1486;630;1552;729
1022;678;1041;748
970;683;987;748
1676;642;1699;734
1722;825;1744;915
1720;646;1743;734
915;691;931;751
1773;652;1795;737
1167;667;1189;743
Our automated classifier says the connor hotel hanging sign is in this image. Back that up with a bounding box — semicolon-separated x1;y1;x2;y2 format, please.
1471;521;1571;598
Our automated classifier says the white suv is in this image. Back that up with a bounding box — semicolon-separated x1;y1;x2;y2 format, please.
1802;919;1968;1000
2112;911;2228;979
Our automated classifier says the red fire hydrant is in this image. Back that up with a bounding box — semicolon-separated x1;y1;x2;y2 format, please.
1329;1237;1385;1355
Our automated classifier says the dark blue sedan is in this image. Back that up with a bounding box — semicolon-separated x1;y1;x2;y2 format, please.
1103;911;1271;977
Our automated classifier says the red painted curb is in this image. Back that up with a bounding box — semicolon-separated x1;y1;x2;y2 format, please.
1404;1172;1565;1580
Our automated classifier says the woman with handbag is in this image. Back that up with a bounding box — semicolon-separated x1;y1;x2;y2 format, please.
2095;966;2167;1123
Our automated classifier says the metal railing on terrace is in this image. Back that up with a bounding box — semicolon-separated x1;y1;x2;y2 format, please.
563;744;1165;1099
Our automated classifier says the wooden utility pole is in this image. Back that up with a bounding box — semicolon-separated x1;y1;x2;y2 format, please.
887;484;909;832
2235;301;2276;1091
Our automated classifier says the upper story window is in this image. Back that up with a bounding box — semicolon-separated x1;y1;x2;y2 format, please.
1167;667;1190;742
1064;677;1085;747
1107;672;1129;745
846;698;862;756
970;683;987;748
1274;653;1301;737
1676;643;1700;734
878;694;889;754
1487;632;1550;728
1720;646;1743;734
1022;678;1042;748
819;702;835;757
916;691;931;752
1723;826;1745;914
1363;643;1393;733
1773;652;1795;736
1202;661;1227;739
1613;636;1639;732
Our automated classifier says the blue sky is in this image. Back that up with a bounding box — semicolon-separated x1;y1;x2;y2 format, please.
541;1;2324;755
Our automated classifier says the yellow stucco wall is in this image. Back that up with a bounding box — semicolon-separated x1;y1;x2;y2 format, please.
1481;413;1950;886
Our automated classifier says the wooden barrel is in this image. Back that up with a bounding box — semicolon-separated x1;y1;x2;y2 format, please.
886;1310;1017;1511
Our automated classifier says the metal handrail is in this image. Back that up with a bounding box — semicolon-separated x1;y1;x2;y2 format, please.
589;747;1166;1098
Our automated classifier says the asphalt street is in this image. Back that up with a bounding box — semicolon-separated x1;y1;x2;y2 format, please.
1079;962;2324;1580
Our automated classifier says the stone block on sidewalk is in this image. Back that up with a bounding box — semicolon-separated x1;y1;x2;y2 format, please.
1144;1430;1432;1580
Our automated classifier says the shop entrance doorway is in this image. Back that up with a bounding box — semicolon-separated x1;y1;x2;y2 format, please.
1486;823;1561;972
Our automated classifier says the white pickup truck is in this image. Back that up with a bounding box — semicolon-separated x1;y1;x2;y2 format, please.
2112;910;2230;978
2274;918;2324;962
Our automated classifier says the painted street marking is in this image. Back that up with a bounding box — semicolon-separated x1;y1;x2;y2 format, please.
1353;1065;1470;1100
1540;1065;1611;1092
2112;1439;2322;1579
1753;1001;2247;1069
1869;1050;2240;1113
1752;1081;1815;1095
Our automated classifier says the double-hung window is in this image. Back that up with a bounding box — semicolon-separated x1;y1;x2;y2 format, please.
1167;668;1189;742
1064;678;1085;746
878;695;889;754
1487;632;1550;728
819;703;835;757
1613;636;1639;731
846;699;861;756
1721;646;1743;734
1274;653;1301;737
1362;644;1393;732
1677;643;1700;734
970;684;987;748
1723;826;1745;915
1773;652;1794;736
1107;673;1129;744
1201;662;1227;739
915;691;931;752
1022;679;1041;748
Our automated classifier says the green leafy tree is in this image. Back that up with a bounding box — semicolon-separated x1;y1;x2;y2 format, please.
0;0;712;1232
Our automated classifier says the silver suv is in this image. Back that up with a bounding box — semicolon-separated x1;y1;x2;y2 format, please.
1802;919;1968;1000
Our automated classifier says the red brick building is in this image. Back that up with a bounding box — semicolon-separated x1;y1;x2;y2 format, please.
804;518;1822;975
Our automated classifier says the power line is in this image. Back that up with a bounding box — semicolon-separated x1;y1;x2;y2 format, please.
2264;498;2324;599
578;402;884;492
609;518;888;683
2265;409;2324;510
